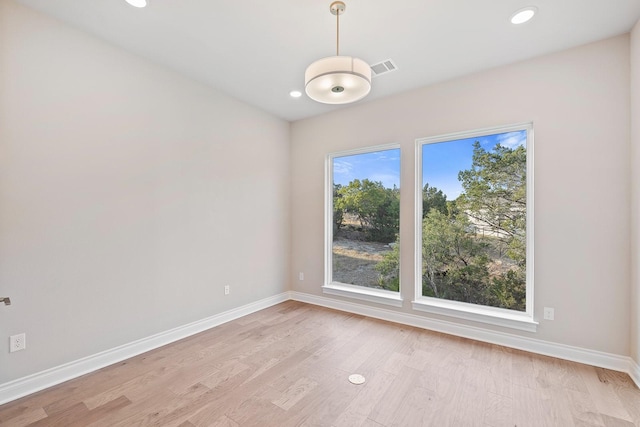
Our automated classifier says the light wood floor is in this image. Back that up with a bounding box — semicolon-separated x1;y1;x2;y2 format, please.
1;301;639;427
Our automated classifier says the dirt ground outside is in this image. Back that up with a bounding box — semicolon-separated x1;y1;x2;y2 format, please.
331;237;393;289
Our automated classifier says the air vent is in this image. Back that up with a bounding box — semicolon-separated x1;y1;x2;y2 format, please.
370;59;398;77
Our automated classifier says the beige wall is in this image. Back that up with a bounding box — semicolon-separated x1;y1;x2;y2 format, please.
291;35;631;355
0;0;290;383
631;20;640;364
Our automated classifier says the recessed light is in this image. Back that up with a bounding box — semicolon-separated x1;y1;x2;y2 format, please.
125;0;147;8
289;90;302;98
510;6;537;24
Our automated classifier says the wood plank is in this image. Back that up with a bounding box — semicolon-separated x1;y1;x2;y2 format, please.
0;406;47;426
577;364;634;422
332;371;396;427
483;392;513;427
368;365;420;426
272;377;319;411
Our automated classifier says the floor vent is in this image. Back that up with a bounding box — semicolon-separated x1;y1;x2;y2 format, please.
370;59;398;77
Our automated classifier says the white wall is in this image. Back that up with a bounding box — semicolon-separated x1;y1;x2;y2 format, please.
291;35;631;356
0;0;290;383
631;20;640;365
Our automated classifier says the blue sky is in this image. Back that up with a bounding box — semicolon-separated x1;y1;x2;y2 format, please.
333;149;401;189
332;130;526;199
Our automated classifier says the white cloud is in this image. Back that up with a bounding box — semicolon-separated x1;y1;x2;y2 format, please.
496;131;526;148
333;160;352;175
371;149;400;161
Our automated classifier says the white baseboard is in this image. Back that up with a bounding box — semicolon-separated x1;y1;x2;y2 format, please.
2;290;638;406
0;293;289;405
289;291;640;388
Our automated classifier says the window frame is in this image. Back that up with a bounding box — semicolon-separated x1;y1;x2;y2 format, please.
413;123;537;332
324;143;403;307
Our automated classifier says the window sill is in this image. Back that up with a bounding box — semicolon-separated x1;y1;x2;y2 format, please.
412;297;538;332
322;283;403;307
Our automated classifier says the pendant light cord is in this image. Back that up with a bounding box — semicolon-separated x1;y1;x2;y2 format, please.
336;8;340;56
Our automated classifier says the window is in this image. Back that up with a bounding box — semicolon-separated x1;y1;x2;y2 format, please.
324;145;402;307
414;124;535;331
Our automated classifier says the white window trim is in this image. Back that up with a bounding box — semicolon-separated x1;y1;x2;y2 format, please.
414;122;536;331
325;143;402;307
322;284;403;307
411;298;537;332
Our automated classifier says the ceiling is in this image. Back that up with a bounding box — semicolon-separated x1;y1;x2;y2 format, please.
14;0;640;122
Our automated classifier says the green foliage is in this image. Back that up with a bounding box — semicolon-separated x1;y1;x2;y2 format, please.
335;179;399;243
457;142;526;266
421;208;525;311
375;239;399;291
422;183;448;217
333;183;344;235
490;269;526;310
422;209;490;302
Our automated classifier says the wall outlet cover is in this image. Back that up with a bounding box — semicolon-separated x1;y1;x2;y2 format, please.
543;307;555;320
10;333;26;353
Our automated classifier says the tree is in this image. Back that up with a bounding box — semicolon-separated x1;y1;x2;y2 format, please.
457;141;526;265
422;209;489;301
333;183;344;235
489;269;526;310
422;183;448;217
368;185;400;242
335;179;399;243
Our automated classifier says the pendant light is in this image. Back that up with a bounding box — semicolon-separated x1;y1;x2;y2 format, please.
305;1;371;104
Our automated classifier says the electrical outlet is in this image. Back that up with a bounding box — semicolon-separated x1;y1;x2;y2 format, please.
299;272;304;281
10;333;26;353
224;285;230;295
543;307;555;320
